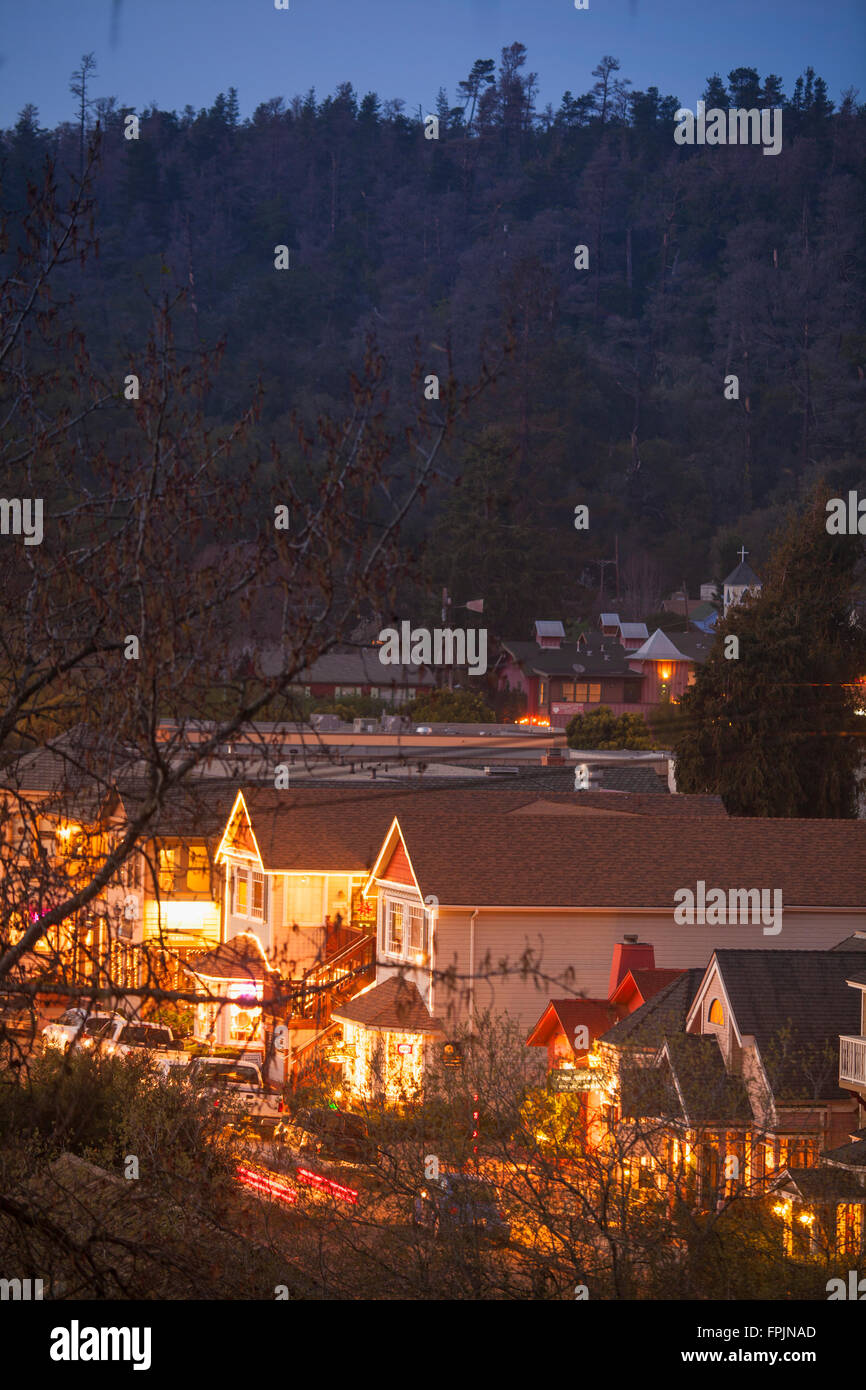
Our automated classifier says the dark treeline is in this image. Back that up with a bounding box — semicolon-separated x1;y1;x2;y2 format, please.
2;45;864;635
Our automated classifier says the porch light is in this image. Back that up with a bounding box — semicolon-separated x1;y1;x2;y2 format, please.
660;667;671;682
772;1203;787;1216
798;1212;814;1226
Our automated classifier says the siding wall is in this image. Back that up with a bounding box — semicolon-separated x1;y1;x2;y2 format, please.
431;907;866;1033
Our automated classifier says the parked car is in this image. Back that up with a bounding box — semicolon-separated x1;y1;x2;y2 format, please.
413;1172;510;1245
414;726;432;735
73;1014;128;1053
102;1021;185;1063
187;1056;281;1129
41;1008;122;1054
275;1107;376;1167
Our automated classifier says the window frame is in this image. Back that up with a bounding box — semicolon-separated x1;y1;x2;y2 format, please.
381;892;431;962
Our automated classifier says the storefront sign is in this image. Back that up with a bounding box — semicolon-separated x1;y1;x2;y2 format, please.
549;1068;594;1093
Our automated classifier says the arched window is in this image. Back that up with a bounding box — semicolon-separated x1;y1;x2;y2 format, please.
708;998;724;1026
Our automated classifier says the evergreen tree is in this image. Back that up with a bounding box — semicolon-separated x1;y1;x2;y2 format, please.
674;488;866;817
702;74;729;107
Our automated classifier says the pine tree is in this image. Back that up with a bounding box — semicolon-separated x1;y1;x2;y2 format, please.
674;487;866;816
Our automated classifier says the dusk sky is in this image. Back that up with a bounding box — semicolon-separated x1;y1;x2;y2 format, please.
1;0;864;129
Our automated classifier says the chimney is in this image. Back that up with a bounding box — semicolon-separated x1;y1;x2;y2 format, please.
608;936;656;999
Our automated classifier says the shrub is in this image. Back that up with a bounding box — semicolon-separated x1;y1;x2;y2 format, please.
565;706;653;749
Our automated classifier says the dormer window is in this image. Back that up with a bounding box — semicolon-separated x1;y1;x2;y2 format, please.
382;892;430;962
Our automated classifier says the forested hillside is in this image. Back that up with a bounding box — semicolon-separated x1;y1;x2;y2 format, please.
3;45;864;634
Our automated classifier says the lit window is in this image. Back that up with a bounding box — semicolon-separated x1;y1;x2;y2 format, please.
250;871;265;920
158;848;176;895
708;998;724;1025
235;868;248;914
573;683;602;704
387;900;403;953
187;845;210;893
407;905;427;954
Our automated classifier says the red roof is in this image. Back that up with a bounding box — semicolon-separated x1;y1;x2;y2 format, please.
609;968;685;1010
526;998;621;1049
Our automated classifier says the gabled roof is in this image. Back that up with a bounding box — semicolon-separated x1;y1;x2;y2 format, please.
189;932;271;982
772;1166;866;1203
115;779;238;840
599;970;705;1048
609;967;685;1009
300;649;436;686
599;613;620;626
707;950;866;1101
386;812;866;908
331;976;443;1034
618;622;649;640
820;1138;866;1169
526;998;621;1048
723;561;761;588
831;933;866;951
628;629;694;663
534;620;565;639
656;1033;752;1126
500;638;635;677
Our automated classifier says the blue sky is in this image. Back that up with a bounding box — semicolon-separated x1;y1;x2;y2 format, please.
1;0;863;128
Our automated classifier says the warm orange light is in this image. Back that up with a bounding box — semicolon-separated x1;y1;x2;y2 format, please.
660;667;671;681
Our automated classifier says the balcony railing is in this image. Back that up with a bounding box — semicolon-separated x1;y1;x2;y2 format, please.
839;1035;866;1087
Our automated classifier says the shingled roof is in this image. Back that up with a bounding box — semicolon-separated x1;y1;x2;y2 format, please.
657;1033;752;1126
189;932;271;982
232;783;728;874
724;561;761;588
599;970;705;1048
332;976;444;1034
709;950;866;1101
389;811;866;908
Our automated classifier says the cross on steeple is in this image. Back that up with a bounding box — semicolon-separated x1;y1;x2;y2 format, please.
737;545;748;564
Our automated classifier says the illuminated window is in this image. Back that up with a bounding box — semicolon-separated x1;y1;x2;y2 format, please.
407;904;428;954
573;683;602;704
158;848;176;895
235;868;248;914
539;681;546;706
386;900;404;953
250;870;265;920
837;1203;864;1257
708;998;724;1025
186;845;210;893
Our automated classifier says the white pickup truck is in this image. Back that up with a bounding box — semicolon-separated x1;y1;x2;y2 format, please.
187;1056;283;1132
41;1008;123;1054
72;1017;189;1072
